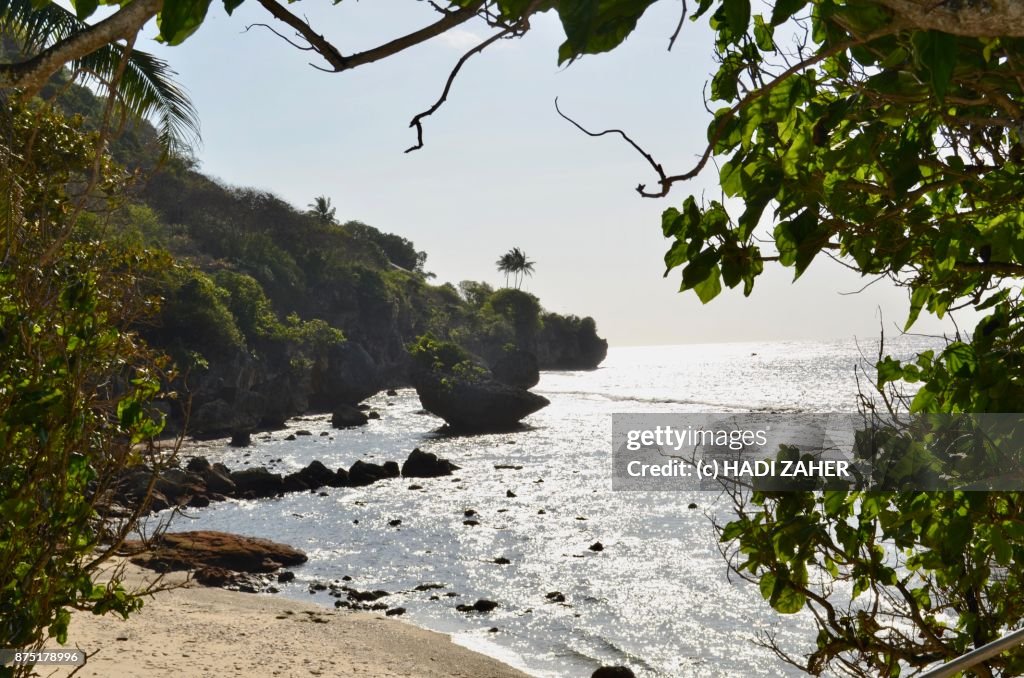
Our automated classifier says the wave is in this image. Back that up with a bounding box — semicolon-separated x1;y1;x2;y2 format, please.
534;389;806;413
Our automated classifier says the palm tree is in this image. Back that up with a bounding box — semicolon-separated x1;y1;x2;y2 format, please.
1;0;201;154
496;247;536;289
307;195;336;224
496;250;515;288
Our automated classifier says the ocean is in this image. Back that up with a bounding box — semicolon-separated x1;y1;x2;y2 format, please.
164;336;942;677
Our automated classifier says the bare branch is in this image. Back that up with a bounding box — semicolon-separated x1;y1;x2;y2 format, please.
243;23;315;52
557;25;899;198
667;0;687;51
255;0;484;73
406;25;515;152
554;97;669;194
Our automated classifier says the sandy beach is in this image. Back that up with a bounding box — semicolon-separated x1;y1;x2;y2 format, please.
44;561;528;678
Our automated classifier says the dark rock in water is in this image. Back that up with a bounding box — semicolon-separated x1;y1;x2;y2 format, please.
388;519;402;527
463;520;479;527
230;468;284;498
296;460;344;489
320;431;329;436
414;583;446;591
277;571;295;583
411;364;548;432
592;668;636;678
492;557;511;565
488;627;499;633
386;389;398;396
282;474;310;493
589;541;605;552
456;599;499;613
186;457;212;473
335;467;349;486
285;433;296;441
367;411;380;420
408;484;423;491
295;429;313;436
331;404;369;428
347;589;389;602
200;466;235;495
688;503;698;509
348;460;396;487
230;430;252;447
546;591;566;603
490;349;540;390
187;494;211;508
385;607;406;616
401;448;459;478
357;404;371;411
124;531;307;573
383;461;400;478
506;489;517;498
464;509;477;517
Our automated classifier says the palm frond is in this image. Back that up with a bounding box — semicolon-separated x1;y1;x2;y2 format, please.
0;0;201;154
78;46;200;155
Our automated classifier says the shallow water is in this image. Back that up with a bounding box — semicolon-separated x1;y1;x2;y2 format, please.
164;337;941;677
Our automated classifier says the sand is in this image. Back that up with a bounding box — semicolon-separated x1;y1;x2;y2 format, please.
42;561;529;678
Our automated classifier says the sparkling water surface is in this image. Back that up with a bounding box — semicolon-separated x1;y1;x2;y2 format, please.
164;337;941;677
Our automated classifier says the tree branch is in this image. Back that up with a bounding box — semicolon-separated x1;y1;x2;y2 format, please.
0;0;163;94
877;0;1024;37
255;0;484;73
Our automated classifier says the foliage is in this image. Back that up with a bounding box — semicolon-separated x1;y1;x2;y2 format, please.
0;1;200;153
408;333;486;381
484;287;542;344
644;1;1024;675
307;195;336;225
0;101;169;674
152;266;244;360
344;220;427;273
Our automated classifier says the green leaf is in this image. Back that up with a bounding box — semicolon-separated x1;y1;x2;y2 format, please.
912;31;958;101
770;0;805;26
223;0;245;15
158;0;214;46
905;286;931;331
753;15;775;51
724;0;750;35
693;264;723;303
72;0;98;20
556;0;657;64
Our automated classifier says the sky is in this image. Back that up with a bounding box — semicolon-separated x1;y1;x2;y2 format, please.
134;0;978;347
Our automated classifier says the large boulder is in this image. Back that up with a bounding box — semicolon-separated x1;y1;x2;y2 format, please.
293;460;345;489
230;468;284;498
490;349;540;389
401;448;459;478
332;404;369;428
124;531;307;573
348;460;399;486
414;373;549;432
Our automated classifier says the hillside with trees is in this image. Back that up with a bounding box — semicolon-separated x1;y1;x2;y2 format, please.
41;77;606;437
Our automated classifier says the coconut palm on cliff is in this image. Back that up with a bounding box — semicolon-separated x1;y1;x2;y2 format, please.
496;247;536;289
